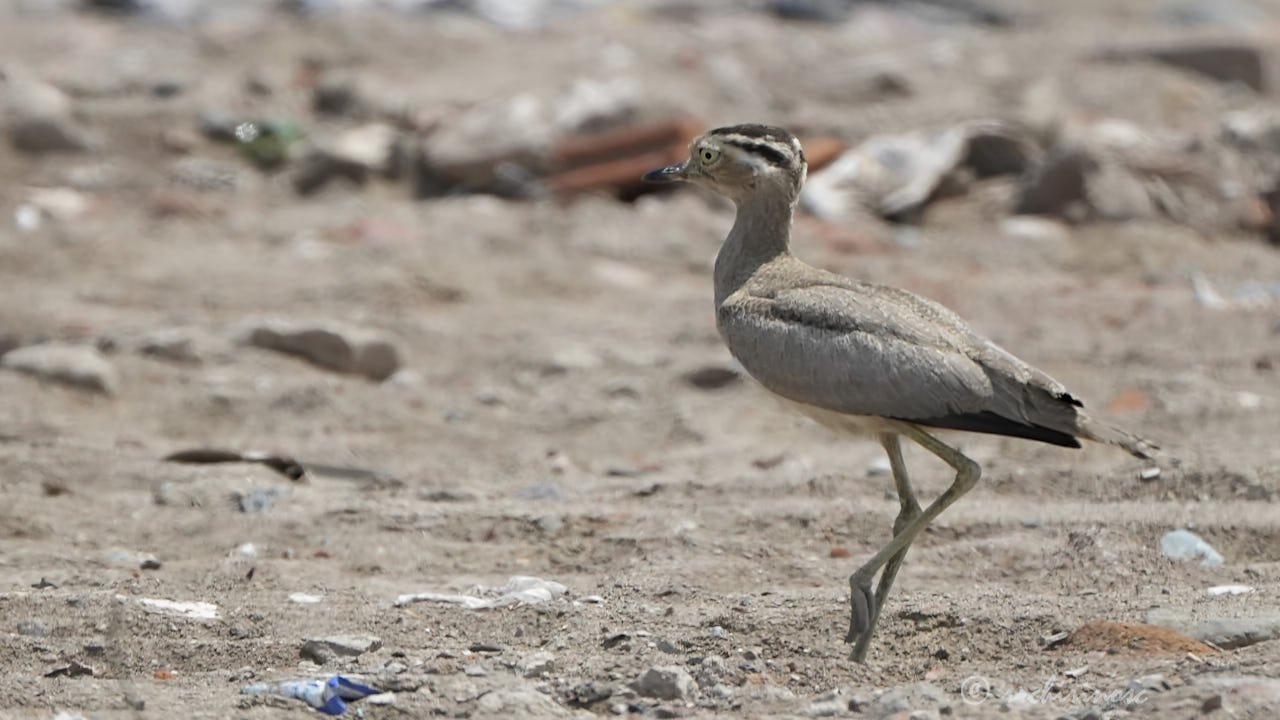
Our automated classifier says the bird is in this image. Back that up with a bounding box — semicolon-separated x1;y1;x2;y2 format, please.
643;123;1156;662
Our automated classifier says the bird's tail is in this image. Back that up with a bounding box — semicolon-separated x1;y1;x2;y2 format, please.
1077;416;1159;460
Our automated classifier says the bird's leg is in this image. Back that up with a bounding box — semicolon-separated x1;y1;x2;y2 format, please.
846;423;981;662
847;433;923;662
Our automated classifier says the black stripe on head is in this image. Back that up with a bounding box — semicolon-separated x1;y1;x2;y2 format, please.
710;123;794;145
710;124;806;169
720;138;794;169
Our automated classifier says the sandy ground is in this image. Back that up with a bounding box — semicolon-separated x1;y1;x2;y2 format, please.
1;3;1279;718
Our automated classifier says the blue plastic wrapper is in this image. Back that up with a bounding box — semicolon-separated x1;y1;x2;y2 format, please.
242;674;381;715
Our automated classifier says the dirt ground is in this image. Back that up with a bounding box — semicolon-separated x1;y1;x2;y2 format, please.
2;2;1279;719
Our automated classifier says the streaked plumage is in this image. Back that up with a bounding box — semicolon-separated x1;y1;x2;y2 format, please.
644;123;1156;662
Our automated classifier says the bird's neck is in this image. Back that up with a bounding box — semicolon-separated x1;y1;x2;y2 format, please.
714;191;795;306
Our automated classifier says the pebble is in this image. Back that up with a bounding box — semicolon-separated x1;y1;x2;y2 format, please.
519;651;555;678
169;157;240;193
17;619;48;637
804;698;846;717
4;69;95;153
234;489;279;514
1206;584;1255;596
464;663;488;677
1193;616;1280;649
300;634;382;664
139;328;207;365
1013;146;1092;218
519;480;564;502
535;514;564;533
1160;529;1225;566
473;686;570;717
365;692;395;705
867;689;909;716
695;655;726;688
632;666;698;701
567;681;613;706
683;364;741;390
241;320;402;381
1;343;119;394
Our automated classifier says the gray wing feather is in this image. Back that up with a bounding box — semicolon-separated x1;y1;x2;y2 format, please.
718;282;1082;434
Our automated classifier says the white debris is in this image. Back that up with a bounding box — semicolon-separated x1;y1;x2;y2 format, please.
394;575;568;609
138;597;220;620
289;593;323;604
1160;529;1225;567
1206;585;1256;597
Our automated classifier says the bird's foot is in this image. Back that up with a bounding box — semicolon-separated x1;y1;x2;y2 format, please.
844;578;874;645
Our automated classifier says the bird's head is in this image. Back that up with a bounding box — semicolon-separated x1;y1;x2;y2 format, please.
643;124;807;205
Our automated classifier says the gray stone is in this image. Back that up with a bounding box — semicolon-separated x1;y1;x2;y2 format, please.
2;343;118;394
16;619;48;637
1144;44;1264;92
1160;529;1225;566
139;328;206;365
293;123;402;195
242;320;401;381
1192;616;1280;649
1014;146;1094;217
695;655;727;688
867;689;909;717
519;651;555;678
4;69;94;153
805;698;848;717
683;364;741;390
474;686;571;717
632;666;698;701
300;634;382;664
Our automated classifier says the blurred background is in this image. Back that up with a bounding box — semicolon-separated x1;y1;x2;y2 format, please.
2;1;1279;717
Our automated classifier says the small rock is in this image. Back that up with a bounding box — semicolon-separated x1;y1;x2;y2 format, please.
197;109;240;142
683;364;741;390
464;663;488;676
632;666;698;701
805;698;847;717
2;343;118;394
1014;145;1094;217
139;328;205;365
1192;616;1280;649
288;593;322;604
801;126;970;221
139;555;162;570
534;514;563;534
867;689;909;716
519;651;555;678
300;634;382;664
4;68;94;153
519;480;563;502
1201;694;1223;712
567;681;613;706
1161;529;1225;566
1142;44;1264;92
17;619;48;637
242;320;401;381
695;655;727;688
474;686;571;717
293;123;402;195
234;488;279;514
169;157;240;192
365;692;395;705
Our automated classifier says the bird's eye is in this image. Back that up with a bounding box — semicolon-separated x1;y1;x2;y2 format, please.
700;147;720;164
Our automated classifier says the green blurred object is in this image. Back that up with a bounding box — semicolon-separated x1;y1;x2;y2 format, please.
234;120;305;170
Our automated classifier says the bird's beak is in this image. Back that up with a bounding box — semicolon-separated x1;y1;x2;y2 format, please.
642;159;690;184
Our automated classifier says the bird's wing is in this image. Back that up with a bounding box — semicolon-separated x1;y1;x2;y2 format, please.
718;282;1084;443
